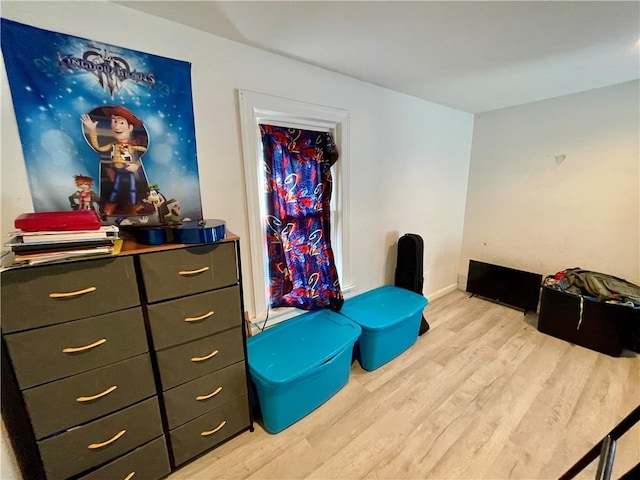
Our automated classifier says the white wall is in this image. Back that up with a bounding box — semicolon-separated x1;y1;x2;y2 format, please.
0;2;473;477
459;80;640;286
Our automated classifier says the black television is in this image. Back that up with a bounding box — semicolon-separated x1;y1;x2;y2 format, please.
466;259;543;314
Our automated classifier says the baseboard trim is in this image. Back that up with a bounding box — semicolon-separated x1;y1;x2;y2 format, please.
426;283;458;302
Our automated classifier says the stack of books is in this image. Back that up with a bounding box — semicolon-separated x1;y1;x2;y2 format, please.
3;225;122;267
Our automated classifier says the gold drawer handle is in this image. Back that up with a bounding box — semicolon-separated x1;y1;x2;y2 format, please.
185;311;215;323
88;429;126;449
49;286;97;298
123;473;135;480
201;421;226;437
76;385;118;403
178;266;209;276
191;349;219;362
196;386;223;401
62;338;106;353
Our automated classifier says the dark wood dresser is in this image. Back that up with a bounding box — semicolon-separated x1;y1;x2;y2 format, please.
1;235;253;479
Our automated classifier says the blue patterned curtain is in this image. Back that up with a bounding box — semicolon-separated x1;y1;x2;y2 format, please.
260;125;343;311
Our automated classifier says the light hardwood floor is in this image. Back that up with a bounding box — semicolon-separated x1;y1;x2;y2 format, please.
169;289;640;479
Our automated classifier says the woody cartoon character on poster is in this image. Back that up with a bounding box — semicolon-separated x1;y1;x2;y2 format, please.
1;18;203;226
81;105;150;217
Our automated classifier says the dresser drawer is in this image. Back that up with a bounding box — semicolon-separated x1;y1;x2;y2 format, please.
163;361;248;429
5;307;148;389
1;257;139;333
37;397;163;480
156;327;245;390
23;354;156;440
169;395;250;467
148;285;242;350
78;436;170;480
139;243;237;303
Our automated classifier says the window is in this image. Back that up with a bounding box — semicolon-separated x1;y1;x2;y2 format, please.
238;90;352;325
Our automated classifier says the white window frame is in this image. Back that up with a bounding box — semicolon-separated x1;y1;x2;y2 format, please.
238;89;352;326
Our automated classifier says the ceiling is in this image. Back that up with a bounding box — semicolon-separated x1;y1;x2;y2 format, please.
114;1;640;113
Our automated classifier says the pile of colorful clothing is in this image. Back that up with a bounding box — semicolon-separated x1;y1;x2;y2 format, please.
543;268;640;308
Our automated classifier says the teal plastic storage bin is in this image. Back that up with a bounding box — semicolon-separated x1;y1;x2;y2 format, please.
339;285;428;371
246;310;361;434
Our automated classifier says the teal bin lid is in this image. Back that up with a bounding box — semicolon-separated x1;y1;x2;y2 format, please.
247;310;361;385
340;285;428;330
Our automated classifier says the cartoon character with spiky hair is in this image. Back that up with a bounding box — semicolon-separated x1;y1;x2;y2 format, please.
69;174;100;212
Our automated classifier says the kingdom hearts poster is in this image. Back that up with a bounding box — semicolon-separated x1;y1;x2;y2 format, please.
1;18;203;226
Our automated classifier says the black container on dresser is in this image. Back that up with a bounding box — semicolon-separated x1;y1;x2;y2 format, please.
1;235;253;479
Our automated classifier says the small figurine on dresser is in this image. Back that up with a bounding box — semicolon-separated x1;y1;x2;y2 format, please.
164;199;187;223
68;174;101;213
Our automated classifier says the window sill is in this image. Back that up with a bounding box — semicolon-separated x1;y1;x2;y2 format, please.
249;283;356;335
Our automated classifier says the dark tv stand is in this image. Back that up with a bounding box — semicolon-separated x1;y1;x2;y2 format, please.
466;260;542;314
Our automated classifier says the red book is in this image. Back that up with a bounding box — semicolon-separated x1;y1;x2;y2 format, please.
14;211;101;232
